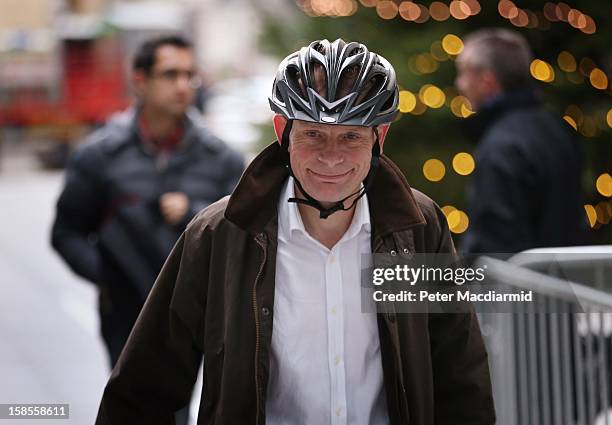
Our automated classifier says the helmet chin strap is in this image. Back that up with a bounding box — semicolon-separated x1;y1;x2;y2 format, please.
280;120;381;220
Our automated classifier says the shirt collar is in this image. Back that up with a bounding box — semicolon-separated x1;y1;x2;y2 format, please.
278;176;371;242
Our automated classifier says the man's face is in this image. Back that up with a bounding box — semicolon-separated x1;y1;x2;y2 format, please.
455;47;495;111
288;120;376;207
135;45;197;117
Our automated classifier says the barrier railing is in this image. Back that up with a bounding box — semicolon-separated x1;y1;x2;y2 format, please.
475;247;612;425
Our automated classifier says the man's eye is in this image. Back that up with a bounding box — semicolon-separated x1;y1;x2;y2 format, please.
304;131;319;137
344;133;361;140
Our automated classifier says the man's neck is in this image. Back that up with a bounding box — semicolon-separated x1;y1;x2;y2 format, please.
295;185;359;250
140;105;182;140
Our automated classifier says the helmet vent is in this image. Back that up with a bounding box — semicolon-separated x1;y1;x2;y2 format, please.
286;65;306;98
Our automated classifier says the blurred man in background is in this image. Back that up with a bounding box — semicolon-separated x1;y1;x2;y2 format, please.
455;28;584;254
51;35;244;368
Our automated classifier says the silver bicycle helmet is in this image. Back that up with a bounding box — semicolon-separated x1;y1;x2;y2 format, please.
269;39;399;126
270;39;399;219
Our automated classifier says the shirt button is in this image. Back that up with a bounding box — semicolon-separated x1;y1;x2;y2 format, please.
329;254;336;263
335;408;342;416
334;355;341;365
330;306;337;315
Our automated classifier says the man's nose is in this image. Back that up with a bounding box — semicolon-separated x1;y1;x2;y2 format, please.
176;75;192;91
317;145;344;167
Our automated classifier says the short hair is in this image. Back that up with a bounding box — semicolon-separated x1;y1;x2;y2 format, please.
132;35;192;75
462;28;533;90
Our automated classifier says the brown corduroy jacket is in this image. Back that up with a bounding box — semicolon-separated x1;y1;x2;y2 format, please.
96;142;496;425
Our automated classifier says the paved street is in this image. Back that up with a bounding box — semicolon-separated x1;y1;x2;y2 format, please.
0;144;109;424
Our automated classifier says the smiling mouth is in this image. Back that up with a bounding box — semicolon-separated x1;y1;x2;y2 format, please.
308;169;353;181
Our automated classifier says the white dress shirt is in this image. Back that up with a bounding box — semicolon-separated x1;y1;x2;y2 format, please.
266;177;389;425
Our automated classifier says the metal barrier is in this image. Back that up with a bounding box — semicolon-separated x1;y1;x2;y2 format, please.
475;247;612;425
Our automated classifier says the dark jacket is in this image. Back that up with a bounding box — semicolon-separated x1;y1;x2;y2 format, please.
96;143;495;425
460;89;584;254
51;108;244;362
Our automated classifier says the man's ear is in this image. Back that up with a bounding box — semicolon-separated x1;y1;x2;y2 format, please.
482;70;503;97
273;115;288;145
132;70;147;97
375;124;391;152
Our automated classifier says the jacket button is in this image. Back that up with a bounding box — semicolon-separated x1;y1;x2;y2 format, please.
390;250;397;256
387;313;396;323
403;248;410;254
258;232;266;239
261;307;270;316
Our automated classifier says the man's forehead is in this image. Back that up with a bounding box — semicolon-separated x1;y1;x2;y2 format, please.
293;120;371;132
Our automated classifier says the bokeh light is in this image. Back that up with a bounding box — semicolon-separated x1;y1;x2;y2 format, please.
441;205;457;217
510;9;529;27
450;96;474;118
399;90;417;113
415;53;439;74
463;0;481;15
595;202;611;225
449;1;470;20
589;68;609;90
607;109;612;128
452;152;475;175
415;4;430;23
430;41;450;61
584;204;597;228
557;51;577;72
447;210;469;233
579;57;596;77
410;98;427;115
441;34;463;55
420;85;445;108
596;173;612;197
376;0;399;19
423;158;446;182
429;1;450;21
498;0;518;19
563;115;577;130
398;1;420;21
530;59;555;83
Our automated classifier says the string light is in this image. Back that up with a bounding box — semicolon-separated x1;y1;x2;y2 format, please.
557;51;576;72
420;84;445;108
530;59;555;83
452;152;475;175
441;205;457;217
563;115;577;130
441;34;463;55
376;0;399;19
399;1;420;21
423;159;446;182
447;210;469;233
429;1;450;21
398;90;417;113
596;173;612;197
584;204;597;228
589;68;609;90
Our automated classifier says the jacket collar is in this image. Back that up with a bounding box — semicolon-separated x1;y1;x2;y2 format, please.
225;142;426;237
100;107;225;155
461;87;543;142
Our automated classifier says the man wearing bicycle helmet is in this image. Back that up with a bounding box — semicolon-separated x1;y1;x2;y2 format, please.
96;39;495;425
